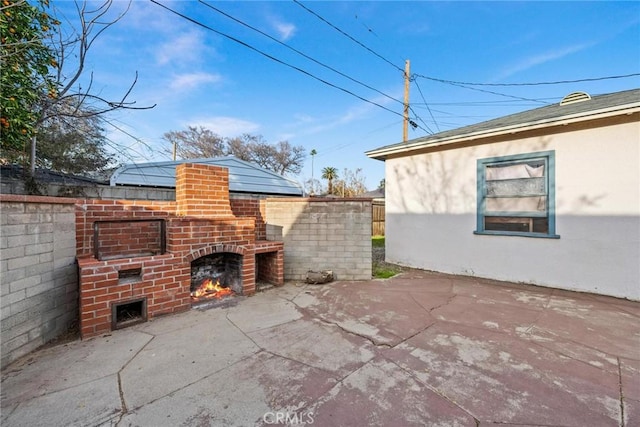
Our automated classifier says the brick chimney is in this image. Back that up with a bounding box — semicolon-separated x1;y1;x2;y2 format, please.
175;163;235;218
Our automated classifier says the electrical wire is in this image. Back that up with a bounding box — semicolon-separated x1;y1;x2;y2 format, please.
413;98;558;106
414;72;640;87
412;78;440;133
431;79;552;105
291;1;438;135
292;0;450;135
151;0;432;134
292;0;404;73
198;0;404;108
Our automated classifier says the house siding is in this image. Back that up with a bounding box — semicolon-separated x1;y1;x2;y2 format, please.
385;119;639;300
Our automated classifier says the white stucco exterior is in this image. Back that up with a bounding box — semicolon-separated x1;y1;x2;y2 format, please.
383;119;640;300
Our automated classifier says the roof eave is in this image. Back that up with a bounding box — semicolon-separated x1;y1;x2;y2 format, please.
366;103;640;160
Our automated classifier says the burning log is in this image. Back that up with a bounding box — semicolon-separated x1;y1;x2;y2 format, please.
191;278;234;299
305;270;334;285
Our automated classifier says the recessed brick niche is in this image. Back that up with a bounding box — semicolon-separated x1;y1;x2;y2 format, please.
76;164;284;339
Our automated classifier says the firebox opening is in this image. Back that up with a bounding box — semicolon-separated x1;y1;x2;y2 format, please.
191;253;242;303
256;251;279;291
112;298;147;330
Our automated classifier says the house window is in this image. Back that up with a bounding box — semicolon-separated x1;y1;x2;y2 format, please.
475;151;559;238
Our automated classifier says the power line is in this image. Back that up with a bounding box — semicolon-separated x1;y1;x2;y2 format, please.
293;0;404;74
151;1;432;133
290;1;450;134
429;79;552;104
198;0;404;107
412;78;440;133
414;72;640;87
413;98;558;106
292;2;438;136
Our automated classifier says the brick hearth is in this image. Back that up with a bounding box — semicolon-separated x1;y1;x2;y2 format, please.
76;163;284;339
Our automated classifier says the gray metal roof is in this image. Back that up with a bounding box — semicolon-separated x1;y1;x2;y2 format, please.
109;156;303;196
367;88;640;160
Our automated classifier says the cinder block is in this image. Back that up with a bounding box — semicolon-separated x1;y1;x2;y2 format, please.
6;213;40;225
7;254;41;271
38;252;54;263
0;203;25;213
25;262;51;277
25;204;52;213
1;332;29;354
7;234;37;248
34;232;53;244
1;224;27;237
26;282;53;298
9;275;42;293
25;242;53;256
1;245;25;260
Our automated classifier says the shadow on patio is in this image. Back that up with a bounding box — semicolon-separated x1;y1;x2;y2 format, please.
2;269;638;426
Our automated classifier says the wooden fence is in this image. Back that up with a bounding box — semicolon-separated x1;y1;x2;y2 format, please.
372;200;385;236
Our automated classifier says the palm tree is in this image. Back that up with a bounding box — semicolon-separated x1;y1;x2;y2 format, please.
321;166;338;195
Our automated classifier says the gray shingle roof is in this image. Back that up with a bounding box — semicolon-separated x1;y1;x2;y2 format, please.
367;88;640;159
109;156;303;196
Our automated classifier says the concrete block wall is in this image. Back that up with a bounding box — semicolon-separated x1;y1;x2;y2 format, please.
265;198;372;281
1;195;78;368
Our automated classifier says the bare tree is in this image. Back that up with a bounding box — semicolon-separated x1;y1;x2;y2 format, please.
270;140;306;176
332;168;368;197
225;134;254;161
227;136;305;176
162;126;226;160
31;0;155;173
164;127;306;176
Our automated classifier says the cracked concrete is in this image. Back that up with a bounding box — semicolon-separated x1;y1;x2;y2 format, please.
1;269;638;426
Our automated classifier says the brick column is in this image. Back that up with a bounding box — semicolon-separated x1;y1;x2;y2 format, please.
176;163;234;218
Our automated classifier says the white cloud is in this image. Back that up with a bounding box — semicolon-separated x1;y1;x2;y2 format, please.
496;43;592;81
169;72;222;91
275;21;296;41
289;91;399;138
123;0;181;32
156;31;206;66
185;117;260;137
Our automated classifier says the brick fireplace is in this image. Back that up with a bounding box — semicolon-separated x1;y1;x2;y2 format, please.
76;164;284;339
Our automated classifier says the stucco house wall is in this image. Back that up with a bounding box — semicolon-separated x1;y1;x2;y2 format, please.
384;118;639;300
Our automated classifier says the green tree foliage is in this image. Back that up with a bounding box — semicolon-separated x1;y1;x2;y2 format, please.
0;0;59;157
321;166;338;195
36;102;115;174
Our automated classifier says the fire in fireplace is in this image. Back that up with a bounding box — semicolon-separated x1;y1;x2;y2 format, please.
190;253;242;303
191;278;233;299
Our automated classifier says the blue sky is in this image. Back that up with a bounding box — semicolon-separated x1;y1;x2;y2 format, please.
54;1;640;190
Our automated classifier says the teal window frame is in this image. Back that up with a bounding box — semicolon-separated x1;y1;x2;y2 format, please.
475;150;559;239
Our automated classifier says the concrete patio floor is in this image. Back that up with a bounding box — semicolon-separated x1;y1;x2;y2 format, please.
1;269;639;426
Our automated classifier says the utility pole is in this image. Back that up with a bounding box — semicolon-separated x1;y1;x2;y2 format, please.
310;149;317;195
173;141;177;161
403;59;410;142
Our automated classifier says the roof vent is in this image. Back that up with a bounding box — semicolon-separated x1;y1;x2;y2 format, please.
559;91;591;106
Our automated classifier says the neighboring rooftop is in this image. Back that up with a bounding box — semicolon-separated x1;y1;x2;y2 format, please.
1;165;105;186
367;88;640;160
109;156;304;196
358;188;384;199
